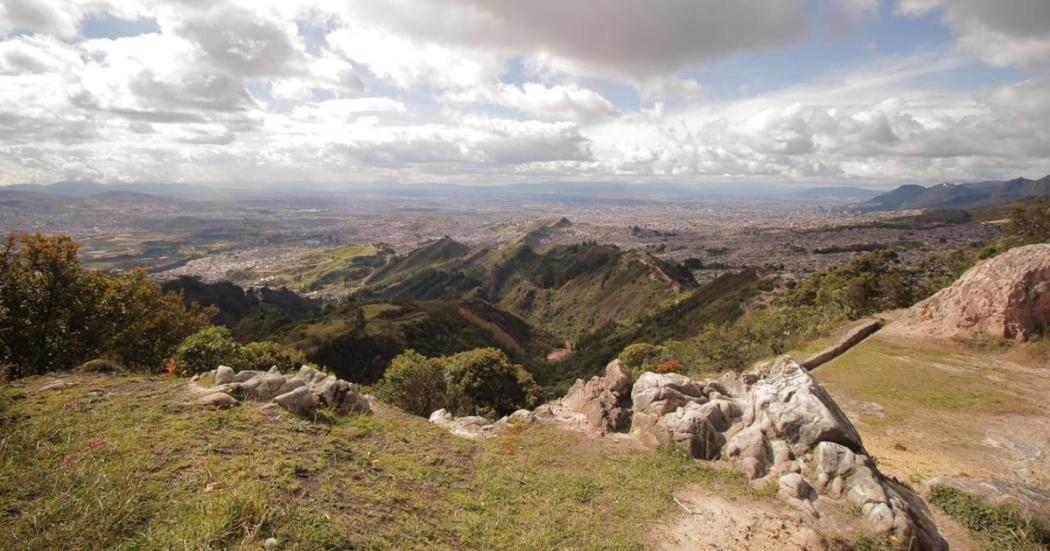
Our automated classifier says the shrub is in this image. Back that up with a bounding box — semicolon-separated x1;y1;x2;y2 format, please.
239;341;304;372
1002;199;1050;248
374;349;448;417
619;343;666;373
172;326;243;376
443;348;538;418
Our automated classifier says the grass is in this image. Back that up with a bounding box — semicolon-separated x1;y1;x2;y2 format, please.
815;338;1025;420
287;245;381;292
0;374;764;550
929;485;1050;551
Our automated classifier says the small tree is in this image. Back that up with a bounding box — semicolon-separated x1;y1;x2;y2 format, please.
375;349;447;417
619;343;666;373
172;326;242;376
443;348;537;418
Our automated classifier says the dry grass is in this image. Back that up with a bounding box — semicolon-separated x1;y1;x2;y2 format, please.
1;373;761;550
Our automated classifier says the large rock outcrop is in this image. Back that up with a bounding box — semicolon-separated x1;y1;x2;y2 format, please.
188;365;371;417
898;244;1050;341
430;357;947;549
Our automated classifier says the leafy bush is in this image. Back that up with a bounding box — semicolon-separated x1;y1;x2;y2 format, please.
619;343;666;373
653;359;681;374
443;348;539;418
172;326;243;376
0;233;213;377
239;341;305;372
374;350;448;417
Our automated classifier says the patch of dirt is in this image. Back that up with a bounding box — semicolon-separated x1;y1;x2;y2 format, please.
649;488;828;550
457;306;525;355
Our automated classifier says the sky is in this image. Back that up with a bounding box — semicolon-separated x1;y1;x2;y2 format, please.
0;0;1048;188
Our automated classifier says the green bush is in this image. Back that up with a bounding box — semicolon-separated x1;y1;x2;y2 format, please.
1002;199;1050;248
619;343;666;374
443;348;538;418
239;341;305;372
173;327;243;376
374;350;448;417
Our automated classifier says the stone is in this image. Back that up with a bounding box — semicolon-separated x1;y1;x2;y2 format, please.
929;477;1050;523
263;537;278;549
778;473;815;501
233;370;263;383
39;380;75;392
195;392;239;408
240;374;287;401
655;402;727;460
630;371;706;440
215;365;235;385
274;386;320;417
898;244;1050;341
557;359;635;433
267;365;280;375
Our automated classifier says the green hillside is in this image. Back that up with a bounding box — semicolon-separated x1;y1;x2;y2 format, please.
273;299;560;384
359;239;694;340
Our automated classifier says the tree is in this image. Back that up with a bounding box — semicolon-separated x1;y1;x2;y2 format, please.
375;349;448;416
443;348;538;418
240;340;305;372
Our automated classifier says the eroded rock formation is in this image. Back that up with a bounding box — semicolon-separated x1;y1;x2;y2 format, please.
187;365;371;417
898;244;1050;341
431;357;947;549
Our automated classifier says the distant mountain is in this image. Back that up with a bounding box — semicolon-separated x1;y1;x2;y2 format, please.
357;237;695;339
4;181;223;199
785;186;882;203
856;175;1050;212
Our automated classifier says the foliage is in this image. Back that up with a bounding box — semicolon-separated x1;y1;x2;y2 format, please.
0;233;213;377
172;326;302;375
653;359;681;374
619;343;666;373
172;326;243;376
929;485;1050;550
443;348;539;418
1001;199;1050;247
373;349;448;417
239;341;305;373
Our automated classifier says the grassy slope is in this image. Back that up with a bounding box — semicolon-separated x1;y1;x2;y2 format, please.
277;300;559;384
0;374;760;550
281;245;384;294
812;332;1048;486
362;240;692;340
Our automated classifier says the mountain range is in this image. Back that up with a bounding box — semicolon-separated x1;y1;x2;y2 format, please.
857;175;1050;212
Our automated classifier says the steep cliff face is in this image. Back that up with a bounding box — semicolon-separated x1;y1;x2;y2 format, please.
899;244;1050;341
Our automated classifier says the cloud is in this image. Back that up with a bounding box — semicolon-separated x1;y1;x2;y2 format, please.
445;82;616;122
335;0;810;82
899;0;1050;70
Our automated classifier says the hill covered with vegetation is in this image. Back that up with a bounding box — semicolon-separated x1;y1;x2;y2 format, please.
357;238;694;340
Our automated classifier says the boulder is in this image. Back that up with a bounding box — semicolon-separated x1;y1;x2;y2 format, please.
557;359;635;433
274;386;320;417
630;372;706;442
898;244;1050;341
214;365;235;385
195;392;239;408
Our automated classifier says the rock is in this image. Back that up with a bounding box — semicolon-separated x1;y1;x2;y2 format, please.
314;376;371;414
239;374;287;401
429;409;499;439
215;365;235;385
630;372;706;441
557;359;635;433
232;370;263;383
267;365;280;375
195;392;239;408
655;402;727;460
754;358;863;457
274;386;319;417
778;473;815;501
39;380;75;392
898;244;1050;341
263;537;278;549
